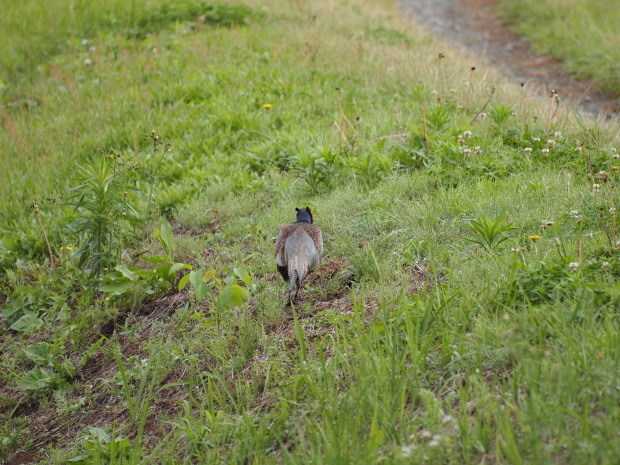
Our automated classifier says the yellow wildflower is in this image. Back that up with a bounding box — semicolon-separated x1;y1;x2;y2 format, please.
121;211;127;216
612;166;619;171
104;267;109;271
151;129;156;135
262;104;273;109
529;235;542;240
109;154;115;159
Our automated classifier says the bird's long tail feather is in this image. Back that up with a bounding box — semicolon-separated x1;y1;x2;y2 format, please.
288;256;308;296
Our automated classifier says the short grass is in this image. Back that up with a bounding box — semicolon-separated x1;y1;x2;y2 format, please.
498;0;620;97
1;0;620;464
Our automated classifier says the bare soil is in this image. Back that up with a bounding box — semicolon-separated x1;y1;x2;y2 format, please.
401;0;620;117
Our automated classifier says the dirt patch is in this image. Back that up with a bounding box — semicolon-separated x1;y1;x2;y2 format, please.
169;218;218;237
401;0;620;117
5;450;37;465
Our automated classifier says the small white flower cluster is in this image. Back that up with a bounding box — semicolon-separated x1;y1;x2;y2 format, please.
569;262;580;270
569;210;583;223
592;183;601;192
511;246;527;253
464;148;472;156
524;147;533;155
554;131;563;140
457;131;473;144
540;220;555;229
542;148;550;156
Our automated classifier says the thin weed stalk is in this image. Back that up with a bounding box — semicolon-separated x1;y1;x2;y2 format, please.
437;52;445;102
32;202;55;270
545;89;560;133
464;66;476;111
471;86;496;124
520;82;528;133
422;104;430;152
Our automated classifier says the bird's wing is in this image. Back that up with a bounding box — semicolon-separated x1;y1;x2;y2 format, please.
275;225;291;266
316;228;323;259
306;225;323;259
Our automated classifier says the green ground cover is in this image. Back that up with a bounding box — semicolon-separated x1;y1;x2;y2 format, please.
1;0;620;463
498;0;620;97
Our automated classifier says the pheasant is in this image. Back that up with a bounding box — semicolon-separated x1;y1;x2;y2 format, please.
275;207;323;303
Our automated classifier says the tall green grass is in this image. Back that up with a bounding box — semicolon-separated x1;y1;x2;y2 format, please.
498;0;620;96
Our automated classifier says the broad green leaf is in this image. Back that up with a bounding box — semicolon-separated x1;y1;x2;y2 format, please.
202;269;217;282
234;267;252;286
108;437;131;454
115;264;139;281
196;285;210;301
0;299;22;319
189;270;201;289
23;343;51;363
178;273;191;292
10;313;43;333
86;426;110;443
170;263;192;274
217;284;250;310
99;281;133;296
142;255;169;264
19;367;55;390
155;220;175;254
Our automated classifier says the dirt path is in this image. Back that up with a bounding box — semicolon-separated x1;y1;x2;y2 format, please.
401;0;620;118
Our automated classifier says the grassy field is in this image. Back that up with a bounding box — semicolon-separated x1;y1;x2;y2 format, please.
1;0;620;463
498;0;620;97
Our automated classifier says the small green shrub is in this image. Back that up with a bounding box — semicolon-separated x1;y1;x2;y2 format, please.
465;216;516;252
